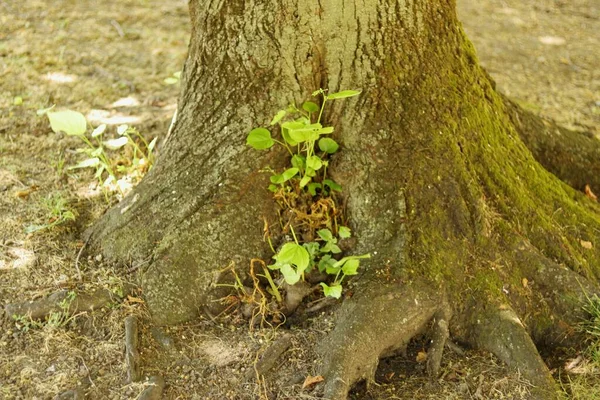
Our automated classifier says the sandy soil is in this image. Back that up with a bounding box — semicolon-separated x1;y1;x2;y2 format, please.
0;0;598;399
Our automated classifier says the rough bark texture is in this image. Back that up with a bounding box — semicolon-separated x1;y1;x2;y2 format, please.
86;0;600;398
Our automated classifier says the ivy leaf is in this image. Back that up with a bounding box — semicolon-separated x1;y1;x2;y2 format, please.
280;264;302;285
247;128;274;150
47;110;87;136
307;182;321;196
317;229;334;242
274;243;309;272
91;124;107;137
318;255;335;273
321;242;342;254
103;137;129;150
299;175;311;188
281;127;298;146
320;282;343;299
323;179;342;192
291;155;305;170
306;156;323;171
270;168;298;184
338;226;351;239
69;157;100;169
318;138;339;154
342;259;360;276
327;90;361;100
270;110;287;126
302;101;319;113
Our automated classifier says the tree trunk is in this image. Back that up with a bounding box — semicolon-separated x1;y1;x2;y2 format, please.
86;0;600;398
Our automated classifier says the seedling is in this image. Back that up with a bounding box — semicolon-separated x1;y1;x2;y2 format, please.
25;193;77;234
40;108;157;198
247;89;370;300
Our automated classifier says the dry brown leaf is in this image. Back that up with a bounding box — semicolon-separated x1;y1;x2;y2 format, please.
302;375;324;389
580;240;593;250
585;185;597;201
416;351;428;363
127;295;145;304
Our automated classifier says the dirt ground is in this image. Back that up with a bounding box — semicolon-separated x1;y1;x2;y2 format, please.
0;0;598;399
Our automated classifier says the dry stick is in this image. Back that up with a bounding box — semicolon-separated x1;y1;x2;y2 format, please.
125;316;141;383
137;376;165;400
74;236;91;282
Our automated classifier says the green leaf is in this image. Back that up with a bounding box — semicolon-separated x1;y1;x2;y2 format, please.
148;137;158;151
268;184;278;192
13;96;23;106
280;264;302;285
303;242;320;260
318;138;339;154
281;128;298;146
164;77;179;85
103;137;129;150
306;156;323;171
338;226;351;239
92;124;107;137
36;105;55;116
247;128;274;150
318;255;336;273
327;90;361;100
47;110;87;136
288;125;321;143
342;259;360;276
117;125;129;135
316;126;334;135
274;243;309;272
321;242;342;254
270;110;287;126
318;229;334;242
323;179;342;192
305;167;316;177
320;282;343;299
270;174;283;184
307;182;321;196
299;176;311;188
302;101;319;113
69;157;100;169
281;167;299;181
291;155;305;170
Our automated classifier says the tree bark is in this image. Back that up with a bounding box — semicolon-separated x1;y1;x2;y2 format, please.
86;0;600;398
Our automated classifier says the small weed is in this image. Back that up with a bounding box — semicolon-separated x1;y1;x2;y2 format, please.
12;291;77;332
25;192;77;234
39;107;157;199
247;89;369;302
581;292;600;365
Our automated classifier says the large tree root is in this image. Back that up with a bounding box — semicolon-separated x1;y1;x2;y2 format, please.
3;288;121;321
469;305;559;399
318;280;451;399
504;95;600;193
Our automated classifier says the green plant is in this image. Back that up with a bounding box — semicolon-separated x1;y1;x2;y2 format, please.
164;71;181;85
39;108;157;197
12;291;76;331
246;89;369;299
581;292;600;365
25;193;77;234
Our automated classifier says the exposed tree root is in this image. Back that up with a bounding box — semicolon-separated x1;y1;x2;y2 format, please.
3;288;120;321
469;304;559;399
137;375;165;400
318;280;450;399
125;316;141;383
505;95;600;193
245;333;293;381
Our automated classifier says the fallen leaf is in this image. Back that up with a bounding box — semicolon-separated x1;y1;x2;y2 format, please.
416;351;428;363
585;185;597;201
127;296;145;304
522;278;528;288
538;36;566;46
580;240;593;250
302;375;324;389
